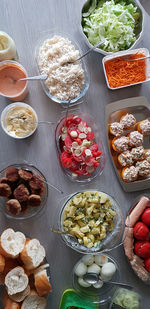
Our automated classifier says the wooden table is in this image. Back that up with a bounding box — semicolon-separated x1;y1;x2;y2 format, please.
0;0;150;308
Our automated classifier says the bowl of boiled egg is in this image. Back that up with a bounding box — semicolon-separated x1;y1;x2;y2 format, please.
72;253;120;304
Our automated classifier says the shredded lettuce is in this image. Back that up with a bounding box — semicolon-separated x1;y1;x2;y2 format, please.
82;0;140;52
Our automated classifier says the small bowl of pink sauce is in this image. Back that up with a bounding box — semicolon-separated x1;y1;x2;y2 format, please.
0;60;28;101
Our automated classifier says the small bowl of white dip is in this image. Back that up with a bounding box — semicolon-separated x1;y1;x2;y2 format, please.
1;102;38;139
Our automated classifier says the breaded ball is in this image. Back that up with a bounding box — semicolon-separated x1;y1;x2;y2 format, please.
29;175;45;196
13;184;29;203
6;199;21;215
5;167;19;182
28;194;41;207
0;183;11;197
18;169;33;181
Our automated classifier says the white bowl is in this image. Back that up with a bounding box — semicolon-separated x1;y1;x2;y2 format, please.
102;47;149;90
1;102;38;139
80;0;144;56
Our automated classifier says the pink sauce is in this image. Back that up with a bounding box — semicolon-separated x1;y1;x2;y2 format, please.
0;63;28;101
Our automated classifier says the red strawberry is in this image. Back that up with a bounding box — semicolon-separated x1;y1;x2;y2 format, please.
141;208;150;226
133;222;149;241
144;258;150;272
134;241;150;258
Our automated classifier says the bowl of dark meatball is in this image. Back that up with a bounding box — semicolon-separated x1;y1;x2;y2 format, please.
0;163;48;219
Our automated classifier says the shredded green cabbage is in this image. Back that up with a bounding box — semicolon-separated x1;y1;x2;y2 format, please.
82;0;140;52
113;288;140;309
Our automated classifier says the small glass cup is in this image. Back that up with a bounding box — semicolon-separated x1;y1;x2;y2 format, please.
35;30;89;106
55;112;105;182
72;254;120;304
0;60;28;101
1;102;38;139
58;190;124;254
0;163;48;220
109;287;143;308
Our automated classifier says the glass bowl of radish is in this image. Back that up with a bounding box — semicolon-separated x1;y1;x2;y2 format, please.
55;112;105;182
72;253;120;304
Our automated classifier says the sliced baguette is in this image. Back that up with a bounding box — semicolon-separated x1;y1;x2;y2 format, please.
5;266;29;296
2;291;21;309
34;264;52;296
0;253;5;272
21;290;46;309
0;229;26;258
9;284;30;302
20;239;45;270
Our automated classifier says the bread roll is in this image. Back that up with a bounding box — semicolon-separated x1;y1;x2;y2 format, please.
21;290;46;309
0;253;5;272
2;291;21;309
34;264;52;296
0;229;26;258
9;285;30;302
20;239;45;270
5;266;29;296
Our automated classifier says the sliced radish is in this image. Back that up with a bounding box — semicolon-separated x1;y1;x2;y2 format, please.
87;132;95;141
65;135;72;148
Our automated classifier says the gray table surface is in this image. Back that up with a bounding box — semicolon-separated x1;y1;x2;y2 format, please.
0;0;150;308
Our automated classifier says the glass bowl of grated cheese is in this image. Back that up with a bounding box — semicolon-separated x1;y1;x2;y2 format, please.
35;31;89;106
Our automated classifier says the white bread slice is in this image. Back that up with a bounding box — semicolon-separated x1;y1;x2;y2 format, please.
34;264;52;296
2;291;21;309
20;239;45;270
0;229;26;258
5;266;29;295
21;290;46;309
0;253;5;272
9;284;30;302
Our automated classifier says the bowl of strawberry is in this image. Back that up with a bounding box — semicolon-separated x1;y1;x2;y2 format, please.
55;113;105;182
123;196;150;283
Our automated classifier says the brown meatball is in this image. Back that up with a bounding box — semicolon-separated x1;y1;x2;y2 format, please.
0;177;10;184
29;175;45;196
28;194;41;207
20;200;29;213
13;184;29;203
18;169;33;181
0;183;11;197
6;199;21;215
5;167;19;182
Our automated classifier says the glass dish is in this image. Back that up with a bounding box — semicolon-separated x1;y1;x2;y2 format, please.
35;30;89;106
55;112;105;182
109;287;143;309
0;163;48;220
0;60;28;101
1;102;38;139
72;254;120;304
80;0;144;56
58;190;124;254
